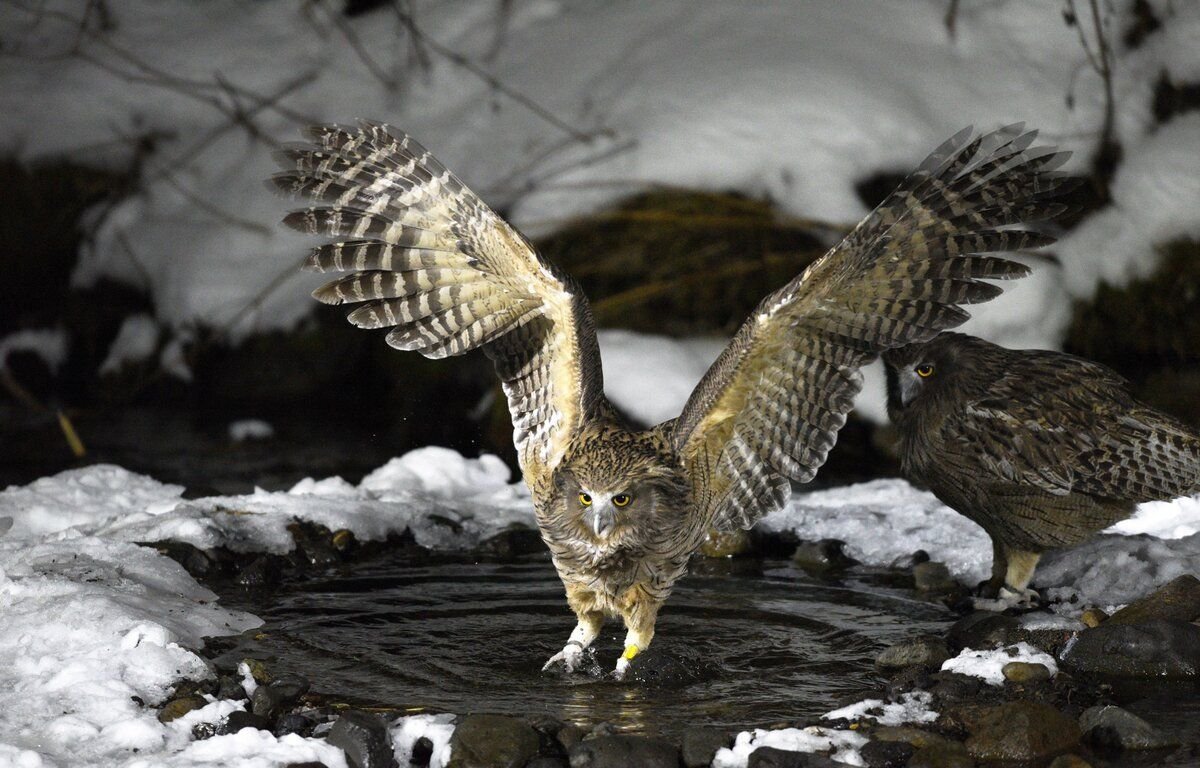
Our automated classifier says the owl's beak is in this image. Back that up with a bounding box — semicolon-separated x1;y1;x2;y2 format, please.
585;504;617;539
898;370;921;407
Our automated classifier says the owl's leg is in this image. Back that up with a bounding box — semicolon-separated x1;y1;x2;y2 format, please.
542;609;604;673
614;591;660;680
977;538;1008;597
972;548;1041;611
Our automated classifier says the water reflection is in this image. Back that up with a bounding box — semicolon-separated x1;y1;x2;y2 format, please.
219;555;952;738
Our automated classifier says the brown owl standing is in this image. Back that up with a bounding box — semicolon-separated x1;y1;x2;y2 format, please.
273;123;1068;675
884;332;1200;609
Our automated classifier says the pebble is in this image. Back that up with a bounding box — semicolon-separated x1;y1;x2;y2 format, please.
447;714;539;768
907;741;973;768
1079;704;1180;751
861;739;915;768
327;710;398;768
1107;575;1200;625
681;727;729;768
1001;661;1051;684
568;734;679;768
251;673;310;719
274;712;313;737
965;701;1081;762
221;710;272;734
792;539;856;574
875;636;951;672
1080;608;1107;628
158;694;208;723
556;724;585;752
700;529;752;558
1063;619;1200;678
913;561;959;594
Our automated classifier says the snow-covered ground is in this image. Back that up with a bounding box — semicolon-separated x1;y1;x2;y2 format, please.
2;0;1199;422
1;447;1199;765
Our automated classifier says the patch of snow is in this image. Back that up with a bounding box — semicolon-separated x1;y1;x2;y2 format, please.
0;328;68;374
390;713;455;768
941;643;1058;686
159;334;194;382
99;314;160;376
823;691;938;726
162;728;349;768
228;419;274;443
236;662;259;698
713;725;868;768
1110;495;1200;539
1040;532;1200;611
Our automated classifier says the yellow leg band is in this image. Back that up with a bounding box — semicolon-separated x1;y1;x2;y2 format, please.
622;645;640;661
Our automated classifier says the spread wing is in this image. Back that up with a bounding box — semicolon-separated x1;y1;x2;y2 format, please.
956;352;1200;502
673;125;1071;532
272;121;605;481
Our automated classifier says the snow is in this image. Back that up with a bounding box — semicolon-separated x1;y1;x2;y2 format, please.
228;420;274;443
99;314;161;376
940;643;1059;686
713;725;868;768
0;328;68;374
1;0;1196;369
391;714;455;768
598;330;724;426
823;691;938;727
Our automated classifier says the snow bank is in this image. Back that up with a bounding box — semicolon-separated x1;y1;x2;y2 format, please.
713;725;868;768
941;643;1059;686
823;691;938;727
3;0;1197;372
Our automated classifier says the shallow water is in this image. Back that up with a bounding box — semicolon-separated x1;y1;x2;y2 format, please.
219;554;952;737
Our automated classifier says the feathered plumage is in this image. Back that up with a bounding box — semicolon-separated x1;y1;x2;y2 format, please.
274;121;1067;673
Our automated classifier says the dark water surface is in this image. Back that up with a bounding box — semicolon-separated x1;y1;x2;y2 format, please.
218;554;953;737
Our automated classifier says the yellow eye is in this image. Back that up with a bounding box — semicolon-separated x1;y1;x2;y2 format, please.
613;493;632;507
916;364;935;378
578;492;592;507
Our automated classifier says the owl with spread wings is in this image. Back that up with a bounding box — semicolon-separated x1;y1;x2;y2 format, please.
272;123;1068;677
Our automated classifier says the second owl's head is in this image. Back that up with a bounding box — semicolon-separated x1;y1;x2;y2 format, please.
882;332;998;419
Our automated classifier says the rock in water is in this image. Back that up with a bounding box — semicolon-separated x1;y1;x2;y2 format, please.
681;727;729;768
792;539;856;574
1063;619;1200;678
875;636;951;672
912;562;959;594
1106;575;1200;625
568;735;679;768
907;741;973;768
965;701;1081;761
745;747;844;767
447;715;539;768
860;739;915;768
1079;705;1180;751
251;673;310;719
947;612;1019;652
327;710;398;768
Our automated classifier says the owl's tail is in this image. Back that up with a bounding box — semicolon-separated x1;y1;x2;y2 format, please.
271;122;547;360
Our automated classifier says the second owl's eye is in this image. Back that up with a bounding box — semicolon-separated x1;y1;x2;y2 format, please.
916;364;935;378
579;492;592;506
613;493;632;507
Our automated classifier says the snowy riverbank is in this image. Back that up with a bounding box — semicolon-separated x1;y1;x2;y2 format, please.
1;447;1198;766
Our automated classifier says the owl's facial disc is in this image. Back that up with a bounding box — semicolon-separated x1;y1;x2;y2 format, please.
580;489;622;538
895;364;928;407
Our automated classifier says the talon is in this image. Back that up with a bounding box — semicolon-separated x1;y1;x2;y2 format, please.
543;643;583;673
613;656;631;680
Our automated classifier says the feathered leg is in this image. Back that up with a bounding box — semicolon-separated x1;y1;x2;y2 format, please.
614;587;661;680
544;585;604;673
974;547;1041;611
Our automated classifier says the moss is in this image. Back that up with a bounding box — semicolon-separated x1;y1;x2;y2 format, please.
534;188;827;335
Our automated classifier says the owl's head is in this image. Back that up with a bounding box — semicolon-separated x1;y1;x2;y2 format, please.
883;332;996;420
553;432;686;544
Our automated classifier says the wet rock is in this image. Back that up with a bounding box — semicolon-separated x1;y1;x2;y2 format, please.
875;636;951;672
447;714;538;768
861;739;915;768
1002;661;1051;684
327;710;398;768
1062;619;1200;678
965;701;1081;762
568;734;679;768
251;673;310;720
1047;756;1094;768
883;666;932;697
222;710;272;734
930;672;985;705
890;549;930;569
289;523;342;567
1080;607;1107;628
745;747;842;767
1107;575;1200;625
158;694;208;723
284;763;330;768
681;727;729;767
527;759;569;768
557;724;585;752
871;726;952;751
1079;704;1180;751
275;713;314;738
331;529;356;553
411;737;433;766
947;612;1019;652
240;658;272;686
192;721;219;740
218;674;248;700
627;643;714;687
235;554;283;587
701;528;752;558
907;741;974;768
913;561;958;594
792;539;856;574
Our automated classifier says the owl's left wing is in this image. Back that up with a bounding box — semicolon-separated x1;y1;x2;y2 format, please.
673;126;1070;532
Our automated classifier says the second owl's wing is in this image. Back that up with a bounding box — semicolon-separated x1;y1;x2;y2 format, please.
273;122;605;482
673;126;1070;532
958;353;1200;502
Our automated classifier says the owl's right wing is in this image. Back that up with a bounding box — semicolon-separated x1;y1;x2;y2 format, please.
957;352;1200;502
272;122;605;483
673;126;1070;533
